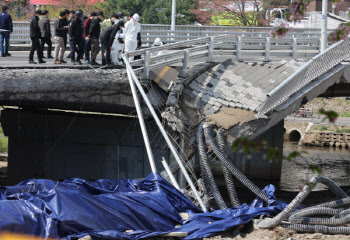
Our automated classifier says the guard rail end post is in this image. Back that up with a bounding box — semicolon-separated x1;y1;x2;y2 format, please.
318;38;322;53
143;51;151;80
292;37;298;60
236;36;242;62
264;37;271;62
179;50;189;78
207;36;215;63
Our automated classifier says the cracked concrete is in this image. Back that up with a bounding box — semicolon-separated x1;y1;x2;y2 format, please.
0;68;136;114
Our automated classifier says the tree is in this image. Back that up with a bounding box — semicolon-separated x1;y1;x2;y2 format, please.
99;0;198;24
45;0;103;17
191;0;265;26
0;0;32;20
190;0;294;26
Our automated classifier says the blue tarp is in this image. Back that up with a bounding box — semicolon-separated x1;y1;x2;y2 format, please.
0;174;287;239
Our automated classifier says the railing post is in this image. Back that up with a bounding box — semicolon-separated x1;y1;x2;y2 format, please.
182;49;189;74
292;37;298;60
264;37;271;62
318;39;322;53
236;36;242;62
143;51;151;79
207;36;214;62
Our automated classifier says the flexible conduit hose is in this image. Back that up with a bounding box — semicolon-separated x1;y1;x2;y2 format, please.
197;125;227;209
217;128;240;207
258;176;348;229
288;207;347;225
333;209;350;219
281;223;350;234
203;124;269;203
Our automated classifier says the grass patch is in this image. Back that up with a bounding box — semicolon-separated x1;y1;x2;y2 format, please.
318;126;328;131
340;112;350;117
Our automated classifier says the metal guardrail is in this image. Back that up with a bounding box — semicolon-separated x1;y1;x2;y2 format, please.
128;36;216;79
10;21;322;62
11;21;324;45
127;33;321;80
256;34;350;118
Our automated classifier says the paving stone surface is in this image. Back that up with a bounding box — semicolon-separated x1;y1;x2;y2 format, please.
183;59;306;115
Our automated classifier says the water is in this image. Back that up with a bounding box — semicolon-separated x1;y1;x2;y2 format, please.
280;141;350;191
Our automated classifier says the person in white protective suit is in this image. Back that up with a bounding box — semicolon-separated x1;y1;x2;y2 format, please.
111;32;124;65
151;38;167;57
124;13;140;61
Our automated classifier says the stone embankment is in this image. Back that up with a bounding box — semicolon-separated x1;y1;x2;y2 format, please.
304;131;350;148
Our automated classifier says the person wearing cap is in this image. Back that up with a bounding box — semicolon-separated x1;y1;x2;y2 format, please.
0;6;13;57
124;13;141;61
83;12;96;64
100;20;124;66
39;10;53;59
87;11;104;65
53;11;69;64
68;11;84;65
151;38;167;58
29;9;45;64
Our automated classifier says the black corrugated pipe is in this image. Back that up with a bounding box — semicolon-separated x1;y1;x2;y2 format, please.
197;124;227;210
203;124;269;203
217;128;240;208
258;176;348;229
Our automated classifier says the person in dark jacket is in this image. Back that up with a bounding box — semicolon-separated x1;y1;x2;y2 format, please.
62;9;70;49
87;12;103;65
53;11;69;64
29;9;45;64
0;6;13;57
83;11;96;64
39;10;52;59
69;11;84;65
100;21;124;65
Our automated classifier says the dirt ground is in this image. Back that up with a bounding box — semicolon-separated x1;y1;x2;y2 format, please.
205;226;349;240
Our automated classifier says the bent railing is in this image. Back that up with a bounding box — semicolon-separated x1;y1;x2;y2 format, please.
256;34;350;118
123;54;207;212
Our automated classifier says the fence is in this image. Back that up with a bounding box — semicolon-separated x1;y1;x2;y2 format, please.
126;33;321;81
256;34;350;118
10;21;322;62
11;21;323;45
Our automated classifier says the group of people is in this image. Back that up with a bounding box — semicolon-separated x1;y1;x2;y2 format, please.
30;9;141;65
0;5;143;66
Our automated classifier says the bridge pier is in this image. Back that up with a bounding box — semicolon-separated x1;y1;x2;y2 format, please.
1;109;167;185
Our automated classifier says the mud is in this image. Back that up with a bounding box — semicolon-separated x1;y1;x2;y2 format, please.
207;107;255;129
205;226;350;240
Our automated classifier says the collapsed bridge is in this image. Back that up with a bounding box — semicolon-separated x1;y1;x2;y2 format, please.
1;33;350;196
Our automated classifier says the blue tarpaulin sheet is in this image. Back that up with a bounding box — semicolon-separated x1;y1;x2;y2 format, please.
0;174;287;239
